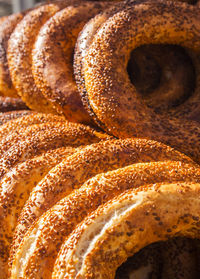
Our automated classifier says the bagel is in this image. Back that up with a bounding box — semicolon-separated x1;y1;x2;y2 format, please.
0;146;76;279
51;182;200;279
7;1;71;113
11;161;200;278
80;1;200;163
9;138;195;278
0;12;25;97
0;112;65;138
0;120;109;179
32;1;111;124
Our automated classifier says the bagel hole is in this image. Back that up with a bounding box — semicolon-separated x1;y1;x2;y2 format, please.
115;237;200;279
127;44;196;113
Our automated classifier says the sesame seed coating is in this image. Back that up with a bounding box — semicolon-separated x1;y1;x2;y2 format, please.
7;2;68;113
0;12;25;97
0;111;33;126
0;146;76;278
10;138;197;278
83;1;200;163
52;182;200;279
32;1;111;124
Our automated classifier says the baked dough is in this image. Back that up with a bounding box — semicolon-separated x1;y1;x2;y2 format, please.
9;138;196;278
81;1;200;163
7;1;68;113
0;12;25;97
32;1;111;123
52;182;200;279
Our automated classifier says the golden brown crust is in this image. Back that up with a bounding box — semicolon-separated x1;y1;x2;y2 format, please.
82;1;200;163
52;182;200;279
0;146;76;279
9;138;195;278
0;120;109;179
0;110;33;126
11;161;200;278
32;1;111;124
7;2;69;113
0;113;66;147
0;96;28;112
0;12;25;97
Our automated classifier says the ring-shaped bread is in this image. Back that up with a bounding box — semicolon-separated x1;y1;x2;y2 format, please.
9;139;196;278
32;1;111;124
11;162;200;278
0;120;109;179
52;182;200;278
7;1;70;113
82;1;200;163
0;146;76;278
75;0;198;119
0;12;25;97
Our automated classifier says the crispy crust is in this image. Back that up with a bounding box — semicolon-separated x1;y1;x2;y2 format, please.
0;120;109;179
7;2;69;113
0;147;76;279
0;113;66;148
0;111;33;126
0;112;65;137
9;138;195;278
11;161;200;278
82;1;200;163
0;12;25;97
52;182;200;279
32;1;111;124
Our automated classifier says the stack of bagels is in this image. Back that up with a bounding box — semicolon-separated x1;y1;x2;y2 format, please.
0;0;200;278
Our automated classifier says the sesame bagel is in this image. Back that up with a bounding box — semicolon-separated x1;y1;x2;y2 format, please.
32;1;111;124
0;120;109;179
81;1;200;163
7;1;70;113
0;12;25;97
9;138;195;278
11;161;200;278
52;182;200;279
0;146;76;279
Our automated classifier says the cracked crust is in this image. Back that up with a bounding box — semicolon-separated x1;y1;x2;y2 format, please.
9;138;196;278
32;1;111;124
52;182;200;279
82;1;200;163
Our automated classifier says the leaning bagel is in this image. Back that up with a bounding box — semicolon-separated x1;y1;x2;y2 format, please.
51;182;200;279
32;1;112;124
9;138;195;278
80;1;200;163
0;12;25;97
7;1;71;113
